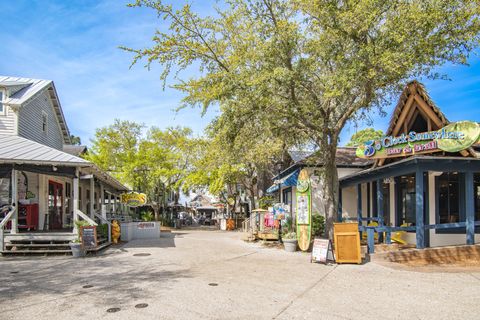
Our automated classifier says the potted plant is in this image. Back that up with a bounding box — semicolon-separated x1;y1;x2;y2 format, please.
69;220;90;258
282;217;297;252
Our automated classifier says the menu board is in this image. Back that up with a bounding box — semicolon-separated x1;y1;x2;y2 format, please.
80;226;97;249
311;238;335;264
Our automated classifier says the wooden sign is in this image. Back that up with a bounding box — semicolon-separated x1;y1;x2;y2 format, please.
296;169;311;252
333;222;361;264
311;238;335;264
80;226;97;249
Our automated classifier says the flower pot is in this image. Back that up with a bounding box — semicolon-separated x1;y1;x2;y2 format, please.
283;238;298;252
69;243;85;258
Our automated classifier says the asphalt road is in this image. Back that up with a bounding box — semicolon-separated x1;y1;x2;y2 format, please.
0;230;479;320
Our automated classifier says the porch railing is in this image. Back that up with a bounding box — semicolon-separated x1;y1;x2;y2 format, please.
358;220;480;254
93;211;112;243
75;209;97;226
0;206;16;252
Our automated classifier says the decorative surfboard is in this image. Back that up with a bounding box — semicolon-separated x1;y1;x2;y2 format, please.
296;169;311;251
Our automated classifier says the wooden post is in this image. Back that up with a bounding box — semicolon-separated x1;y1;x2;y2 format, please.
73;169;79;234
357;184;362;223
415;169;425;249
465;171;474;245
376;179;384;225
10;169;18;234
90;177;95;219
100;184;106;219
367;228;375;254
338;187;343;222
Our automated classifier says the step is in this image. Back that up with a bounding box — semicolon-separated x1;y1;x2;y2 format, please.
1;249;72;255
6;243;70;248
5;233;75;242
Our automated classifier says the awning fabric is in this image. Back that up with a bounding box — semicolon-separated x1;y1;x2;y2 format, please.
266;169;299;194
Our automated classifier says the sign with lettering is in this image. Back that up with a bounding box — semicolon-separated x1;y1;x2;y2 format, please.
120;192;147;207
296;169;312;252
311;238;335;264
80;226;97;249
137;222;155;229
356;121;480;160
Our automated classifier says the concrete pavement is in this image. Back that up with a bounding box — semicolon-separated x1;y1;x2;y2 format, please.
0;230;479;319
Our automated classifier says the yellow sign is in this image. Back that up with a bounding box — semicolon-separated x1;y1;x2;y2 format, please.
120;192;147;207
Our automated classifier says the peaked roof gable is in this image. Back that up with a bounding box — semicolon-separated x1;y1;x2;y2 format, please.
376;81;476;166
0;76;71;144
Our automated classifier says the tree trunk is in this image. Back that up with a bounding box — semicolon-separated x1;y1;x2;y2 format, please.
321;141;339;239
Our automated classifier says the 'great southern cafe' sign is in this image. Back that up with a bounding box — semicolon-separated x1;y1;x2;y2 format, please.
356;121;480;160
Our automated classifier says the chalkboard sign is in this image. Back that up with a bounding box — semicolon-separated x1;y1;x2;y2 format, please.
80;226;97;249
311;238;335;264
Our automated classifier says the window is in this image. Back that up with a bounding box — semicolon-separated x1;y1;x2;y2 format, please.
42;111;48;133
437;172;460;223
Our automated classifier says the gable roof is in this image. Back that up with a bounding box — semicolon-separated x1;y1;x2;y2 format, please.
376;80;477;167
0;76;71;145
63;145;88;157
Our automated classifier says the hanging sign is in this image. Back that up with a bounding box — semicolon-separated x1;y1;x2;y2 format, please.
356;121;480;160
311;238;335;264
120;192;147;207
296;169;311;252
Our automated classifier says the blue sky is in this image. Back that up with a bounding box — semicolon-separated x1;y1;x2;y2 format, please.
0;0;479;147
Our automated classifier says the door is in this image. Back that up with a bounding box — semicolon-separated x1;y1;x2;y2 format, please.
48;181;63;230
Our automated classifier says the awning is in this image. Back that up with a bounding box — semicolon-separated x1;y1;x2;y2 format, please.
266;169;299;194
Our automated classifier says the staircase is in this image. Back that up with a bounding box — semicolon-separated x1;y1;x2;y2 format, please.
1;233;111;256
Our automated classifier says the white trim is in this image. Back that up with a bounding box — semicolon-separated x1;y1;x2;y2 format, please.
0;89;6;115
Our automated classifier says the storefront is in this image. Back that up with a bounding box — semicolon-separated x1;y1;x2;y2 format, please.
339;81;480;249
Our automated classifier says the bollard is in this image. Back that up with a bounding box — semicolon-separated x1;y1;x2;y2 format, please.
367;228;375;254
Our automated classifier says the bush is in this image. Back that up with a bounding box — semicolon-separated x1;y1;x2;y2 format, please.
141;211;154;221
97;223;109;239
311;214;325;237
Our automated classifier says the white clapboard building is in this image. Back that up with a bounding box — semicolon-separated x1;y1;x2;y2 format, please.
0;76;128;255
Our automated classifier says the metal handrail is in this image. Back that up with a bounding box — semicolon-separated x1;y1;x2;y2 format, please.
0;206;16;251
93;211;112;242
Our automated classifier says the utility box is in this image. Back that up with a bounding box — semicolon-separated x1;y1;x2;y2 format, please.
333;222;361;264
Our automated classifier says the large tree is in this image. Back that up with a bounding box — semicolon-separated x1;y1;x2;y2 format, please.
123;0;480;237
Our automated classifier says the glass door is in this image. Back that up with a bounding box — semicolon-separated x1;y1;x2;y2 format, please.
48;181;64;230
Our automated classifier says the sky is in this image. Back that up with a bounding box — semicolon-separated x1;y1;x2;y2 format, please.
0;0;479;147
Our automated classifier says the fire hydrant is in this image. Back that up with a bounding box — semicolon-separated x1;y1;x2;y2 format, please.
112;220;121;244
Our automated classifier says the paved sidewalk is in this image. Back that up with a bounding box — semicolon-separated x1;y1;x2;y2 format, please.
0;230;479;320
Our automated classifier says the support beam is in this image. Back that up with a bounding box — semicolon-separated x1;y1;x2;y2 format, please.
90;177;95;219
376;179;384;225
100;184;106;219
415;169;425;249
10;169;18;234
338;187;343;222
465;171;475;245
357;184;362;227
73;169;79;234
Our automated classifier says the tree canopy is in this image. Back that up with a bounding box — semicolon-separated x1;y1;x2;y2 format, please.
123;0;480;236
346;128;385;147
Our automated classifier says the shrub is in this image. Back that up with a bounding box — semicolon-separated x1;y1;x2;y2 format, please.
311;214;325;237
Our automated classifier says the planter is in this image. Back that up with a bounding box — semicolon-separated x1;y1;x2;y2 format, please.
283;238;298;252
69;242;85;258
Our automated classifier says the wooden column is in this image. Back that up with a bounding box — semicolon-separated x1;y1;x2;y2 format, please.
415;169;425;249
357;184;362;226
465;171;475;245
376;179;384;225
89;177;95;219
73;169;79;234
100;184;106;219
338;187;343;222
10;169;18;234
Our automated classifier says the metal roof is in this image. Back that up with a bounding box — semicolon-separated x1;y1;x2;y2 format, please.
0;76;71;144
0;134;89;166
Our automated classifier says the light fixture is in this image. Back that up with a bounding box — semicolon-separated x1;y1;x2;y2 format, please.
52;166;57;172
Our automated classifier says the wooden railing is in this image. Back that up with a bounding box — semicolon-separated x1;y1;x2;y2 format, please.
93;211;112;243
0;206;16;252
75;209;97;226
